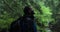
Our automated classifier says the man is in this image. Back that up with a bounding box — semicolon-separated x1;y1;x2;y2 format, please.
10;6;37;32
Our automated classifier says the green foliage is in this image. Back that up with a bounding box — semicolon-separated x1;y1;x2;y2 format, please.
0;0;60;32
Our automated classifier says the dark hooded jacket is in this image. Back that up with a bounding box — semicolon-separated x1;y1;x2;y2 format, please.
10;6;37;32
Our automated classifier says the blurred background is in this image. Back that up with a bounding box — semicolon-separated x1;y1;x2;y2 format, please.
0;0;60;32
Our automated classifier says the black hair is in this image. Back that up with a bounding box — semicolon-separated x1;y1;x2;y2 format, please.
23;6;34;15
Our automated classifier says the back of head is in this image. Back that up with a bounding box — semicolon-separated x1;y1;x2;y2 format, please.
23;6;34;15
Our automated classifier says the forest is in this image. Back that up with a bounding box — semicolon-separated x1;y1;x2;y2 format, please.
0;0;60;32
